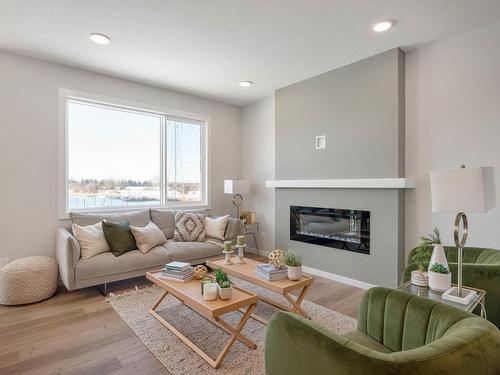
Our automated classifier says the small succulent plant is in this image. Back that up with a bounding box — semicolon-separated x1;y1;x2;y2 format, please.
282;250;302;267
219;280;231;289
429;263;449;274
214;267;231;287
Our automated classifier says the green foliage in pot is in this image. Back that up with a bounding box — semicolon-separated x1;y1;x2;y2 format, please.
429;263;449;274
420;228;442;247
214;267;231;287
219;280;231;289
412;228;442;272
412;247;432;272
282;250;302;267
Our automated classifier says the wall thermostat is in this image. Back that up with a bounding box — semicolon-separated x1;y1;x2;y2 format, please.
315;135;326;149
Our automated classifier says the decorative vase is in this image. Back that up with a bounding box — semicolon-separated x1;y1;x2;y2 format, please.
217;285;232;300
428;271;451;292
411;270;429;287
287;266;302;281
428;245;448;272
203;282;217;301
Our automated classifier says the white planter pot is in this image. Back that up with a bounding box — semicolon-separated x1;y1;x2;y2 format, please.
287;266;303;281
428;271;451;292
217;285;232;300
411;270;429;287
428;245;448;271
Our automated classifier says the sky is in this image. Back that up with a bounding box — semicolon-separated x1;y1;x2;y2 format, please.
68;101;201;183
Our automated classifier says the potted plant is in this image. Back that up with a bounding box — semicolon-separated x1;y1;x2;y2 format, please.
410;245;432;286
282;250;302;281
214;267;232;300
428;263;451;292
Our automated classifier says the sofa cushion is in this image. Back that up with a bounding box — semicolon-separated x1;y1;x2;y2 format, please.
75;246;170;282
150;209;175;239
130;222;167;253
174;212;206;242
102;220;137;257
72;222;110;259
70;210;150;227
163;240;222;262
205;215;229;241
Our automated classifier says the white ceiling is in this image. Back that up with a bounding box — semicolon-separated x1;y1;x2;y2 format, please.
1;1;500;106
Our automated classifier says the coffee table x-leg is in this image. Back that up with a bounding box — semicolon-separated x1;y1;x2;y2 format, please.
236;284;311;325
149;290;257;369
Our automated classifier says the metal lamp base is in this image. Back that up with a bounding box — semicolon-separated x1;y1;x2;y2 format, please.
442;286;477;305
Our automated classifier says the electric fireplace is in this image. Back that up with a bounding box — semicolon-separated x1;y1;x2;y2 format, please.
290;205;370;254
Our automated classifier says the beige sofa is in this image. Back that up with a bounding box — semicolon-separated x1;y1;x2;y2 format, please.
56;209;242;291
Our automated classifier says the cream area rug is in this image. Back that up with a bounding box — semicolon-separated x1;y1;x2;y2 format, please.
108;278;357;375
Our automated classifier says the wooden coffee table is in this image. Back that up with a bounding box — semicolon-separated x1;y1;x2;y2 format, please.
146;270;258;369
206;257;313;323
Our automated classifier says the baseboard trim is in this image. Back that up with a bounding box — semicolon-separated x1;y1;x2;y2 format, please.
245;247;271;257
244;249;375;290
302;266;376;290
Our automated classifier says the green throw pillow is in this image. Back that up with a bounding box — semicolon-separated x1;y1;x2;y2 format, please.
102;220;137;257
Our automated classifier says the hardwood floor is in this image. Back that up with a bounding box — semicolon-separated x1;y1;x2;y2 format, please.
0;254;364;375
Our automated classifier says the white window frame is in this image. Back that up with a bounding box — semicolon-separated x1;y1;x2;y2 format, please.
58;88;211;218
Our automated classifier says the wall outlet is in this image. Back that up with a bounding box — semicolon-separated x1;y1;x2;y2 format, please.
315;135;326;149
0;258;8;269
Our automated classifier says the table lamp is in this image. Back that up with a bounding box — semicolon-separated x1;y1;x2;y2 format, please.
429;165;496;304
224;180;249;219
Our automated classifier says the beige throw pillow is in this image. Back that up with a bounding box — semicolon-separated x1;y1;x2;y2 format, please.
72;222;110;260
174;212;206;242
130;222;167;253
205;215;229;240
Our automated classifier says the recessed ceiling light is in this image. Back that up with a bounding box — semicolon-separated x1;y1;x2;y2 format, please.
373;20;395;32
89;33;111;45
239;81;253;87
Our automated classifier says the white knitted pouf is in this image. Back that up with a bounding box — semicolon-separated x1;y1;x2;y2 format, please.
0;256;58;305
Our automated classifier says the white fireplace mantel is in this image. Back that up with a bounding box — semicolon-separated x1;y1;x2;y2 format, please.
265;178;415;189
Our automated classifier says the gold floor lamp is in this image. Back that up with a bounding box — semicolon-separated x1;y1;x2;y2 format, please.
224;179;249;220
429;165;496;305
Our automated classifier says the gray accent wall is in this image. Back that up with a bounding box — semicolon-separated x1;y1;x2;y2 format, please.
275;49;405;287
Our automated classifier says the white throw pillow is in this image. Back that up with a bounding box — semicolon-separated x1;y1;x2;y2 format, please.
72;222;110;260
205;215;229;241
130;221;167;253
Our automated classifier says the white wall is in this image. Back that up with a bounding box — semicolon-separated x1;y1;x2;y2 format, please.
241;96;275;253
405;21;500;254
0;51;241;261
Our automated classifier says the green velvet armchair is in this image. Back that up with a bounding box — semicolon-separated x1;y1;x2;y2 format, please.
265;287;500;375
401;246;500;328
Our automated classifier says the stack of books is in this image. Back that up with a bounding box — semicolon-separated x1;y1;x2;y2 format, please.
256;263;288;281
161;261;194;282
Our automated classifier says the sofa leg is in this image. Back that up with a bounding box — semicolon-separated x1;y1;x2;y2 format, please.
96;282;107;296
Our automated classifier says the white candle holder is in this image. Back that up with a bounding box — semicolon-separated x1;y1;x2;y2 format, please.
235;244;246;264
223;250;233;265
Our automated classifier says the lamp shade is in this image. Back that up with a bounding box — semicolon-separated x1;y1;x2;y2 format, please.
429;166;496;213
224;180;249;195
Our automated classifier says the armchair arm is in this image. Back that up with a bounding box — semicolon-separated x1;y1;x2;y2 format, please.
400;262;419;284
265;312;397;375
224;217;243;242
56;227;80;291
